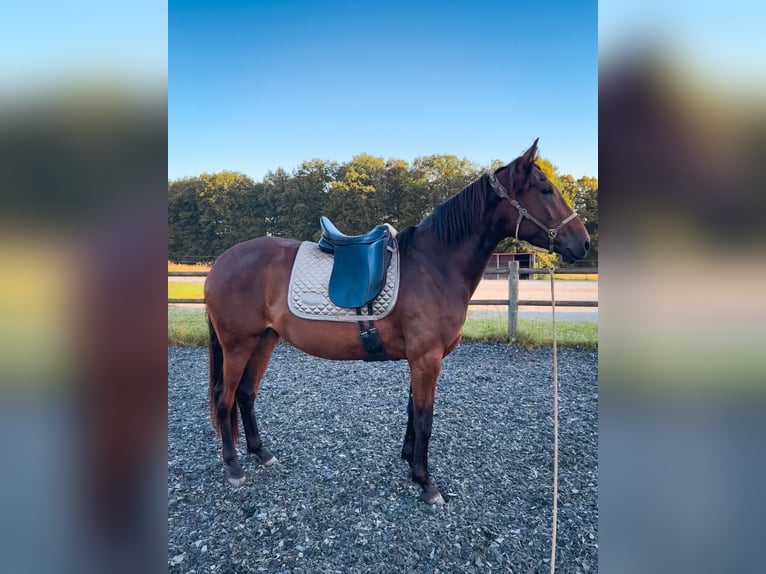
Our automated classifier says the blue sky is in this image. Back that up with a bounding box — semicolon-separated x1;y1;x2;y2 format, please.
1;0;166;88
599;0;766;89
169;0;597;181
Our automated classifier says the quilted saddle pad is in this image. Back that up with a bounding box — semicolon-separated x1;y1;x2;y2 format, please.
288;241;400;322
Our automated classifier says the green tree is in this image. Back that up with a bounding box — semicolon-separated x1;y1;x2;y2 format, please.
325;154;387;234
197;171;259;248
168;171;258;261
292;159;339;240
168;176;215;261
572;176;598;265
408;154;482;223
167;154;597;266
378;158;419;230
260;167;292;238
263;160;338;241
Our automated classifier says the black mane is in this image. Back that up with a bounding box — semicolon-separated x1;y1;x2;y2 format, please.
397;174;490;253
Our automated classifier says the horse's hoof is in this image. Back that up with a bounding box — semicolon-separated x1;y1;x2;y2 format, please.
227;475;246;488
422;491;445;506
262;455;278;467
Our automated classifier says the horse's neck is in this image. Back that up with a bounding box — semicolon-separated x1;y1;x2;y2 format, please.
453;229;503;298
411;220;502;302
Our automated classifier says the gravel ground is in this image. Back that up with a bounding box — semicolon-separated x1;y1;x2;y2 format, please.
168;343;598;573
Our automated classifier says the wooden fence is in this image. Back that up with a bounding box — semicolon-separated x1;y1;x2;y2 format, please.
168;263;598;338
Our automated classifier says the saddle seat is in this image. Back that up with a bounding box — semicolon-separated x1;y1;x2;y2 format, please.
318;216;391;250
317;216;395;309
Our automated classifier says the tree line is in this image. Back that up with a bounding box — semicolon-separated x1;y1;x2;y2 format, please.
168;154;598;266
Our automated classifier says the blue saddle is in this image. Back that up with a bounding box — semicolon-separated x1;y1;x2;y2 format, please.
318;216;394;308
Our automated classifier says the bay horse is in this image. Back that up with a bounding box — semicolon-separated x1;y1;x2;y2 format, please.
204;139;590;505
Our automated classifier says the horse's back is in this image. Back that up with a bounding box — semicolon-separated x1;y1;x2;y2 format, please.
205;236;300;314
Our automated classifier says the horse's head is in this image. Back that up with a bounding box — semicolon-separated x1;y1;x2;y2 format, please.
490;139;590;262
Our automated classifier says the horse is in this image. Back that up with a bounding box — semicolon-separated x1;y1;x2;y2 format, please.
204;139;590;505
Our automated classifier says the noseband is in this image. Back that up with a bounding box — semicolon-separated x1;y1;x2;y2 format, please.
488;170;578;254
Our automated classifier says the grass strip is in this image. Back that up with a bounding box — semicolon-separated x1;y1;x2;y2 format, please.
168;308;209;346
168;282;204;299
169;308;597;349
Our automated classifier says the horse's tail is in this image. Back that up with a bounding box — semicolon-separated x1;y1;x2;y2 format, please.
207;315;222;434
207;315;240;442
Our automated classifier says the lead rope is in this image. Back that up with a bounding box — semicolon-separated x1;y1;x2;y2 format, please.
549;267;559;574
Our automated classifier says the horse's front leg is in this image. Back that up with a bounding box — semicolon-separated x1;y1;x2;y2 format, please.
400;385;414;466
407;353;444;505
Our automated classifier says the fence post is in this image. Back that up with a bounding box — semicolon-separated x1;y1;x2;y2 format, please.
508;260;519;339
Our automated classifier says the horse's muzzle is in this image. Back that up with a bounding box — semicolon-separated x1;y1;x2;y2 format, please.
562;235;590;262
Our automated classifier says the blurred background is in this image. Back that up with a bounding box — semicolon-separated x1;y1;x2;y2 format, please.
0;1;167;573
600;1;766;573
1;0;764;572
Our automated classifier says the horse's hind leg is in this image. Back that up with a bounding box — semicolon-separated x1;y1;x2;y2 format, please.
237;329;279;466
216;348;251;487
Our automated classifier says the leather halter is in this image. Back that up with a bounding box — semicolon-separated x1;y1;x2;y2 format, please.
488;168;579;254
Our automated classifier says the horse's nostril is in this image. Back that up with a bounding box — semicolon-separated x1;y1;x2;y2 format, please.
584;239;590;252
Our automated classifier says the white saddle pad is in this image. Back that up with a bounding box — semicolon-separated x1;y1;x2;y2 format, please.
288;241;400;322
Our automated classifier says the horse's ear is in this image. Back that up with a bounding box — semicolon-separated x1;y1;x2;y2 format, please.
518;138;539;170
510;139;539;190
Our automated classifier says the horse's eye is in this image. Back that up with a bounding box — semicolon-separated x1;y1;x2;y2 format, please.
542;187;553;195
